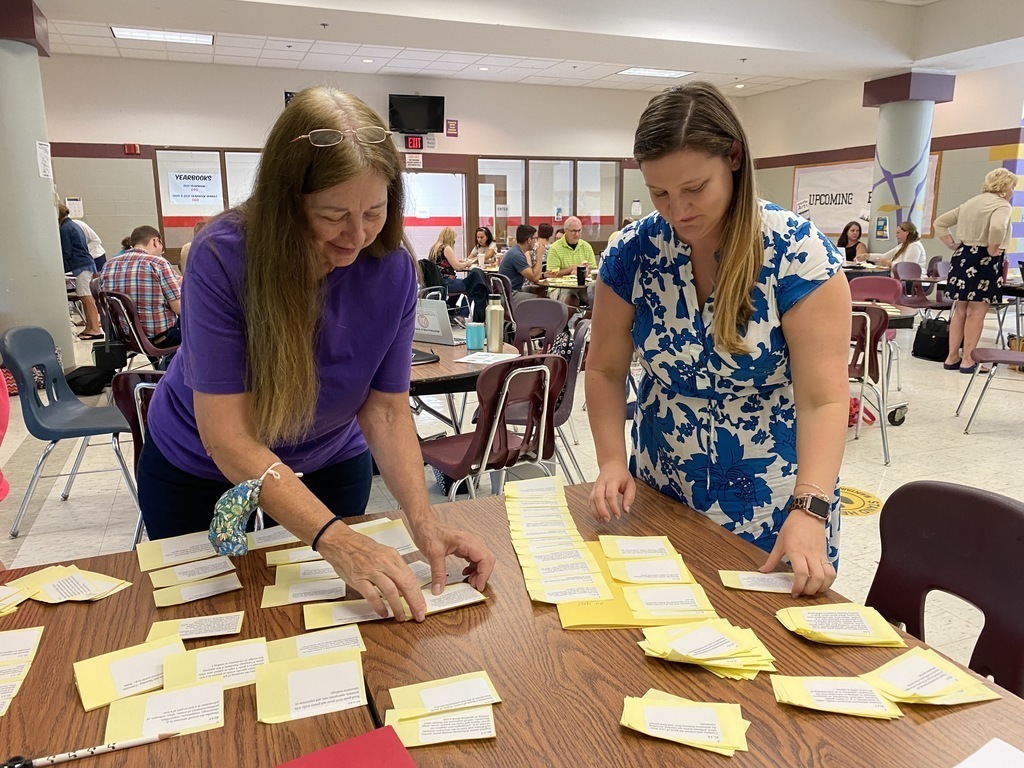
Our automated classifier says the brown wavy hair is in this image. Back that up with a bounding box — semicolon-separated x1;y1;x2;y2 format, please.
633;82;762;354
242;85;404;445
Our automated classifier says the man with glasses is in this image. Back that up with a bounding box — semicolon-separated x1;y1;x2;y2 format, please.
101;224;183;355
544;216;596;307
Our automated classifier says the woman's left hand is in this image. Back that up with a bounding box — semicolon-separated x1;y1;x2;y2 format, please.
409;516;496;595
759;513;835;597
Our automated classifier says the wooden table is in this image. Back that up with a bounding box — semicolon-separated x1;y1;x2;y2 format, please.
410;343;519;432
0;550;373;767
842;264;891;280
359;483;1024;767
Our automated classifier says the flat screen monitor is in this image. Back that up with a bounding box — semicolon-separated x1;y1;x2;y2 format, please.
388;94;445;134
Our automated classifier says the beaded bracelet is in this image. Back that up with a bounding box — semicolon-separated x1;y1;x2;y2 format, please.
311;516;343;552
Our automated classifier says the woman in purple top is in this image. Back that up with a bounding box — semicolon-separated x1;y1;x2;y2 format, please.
140;86;494;622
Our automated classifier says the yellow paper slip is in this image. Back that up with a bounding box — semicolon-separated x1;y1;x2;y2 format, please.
104;678;224;742
304;582;486;630
515;545;593;569
0;660;32;682
861;647;1000;706
256;650;366;723
558;543;717;630
5;565;64;595
777;603;906;647
599;535;676;560
266;626;365;662
136;530;217;572
266;546;322;567
163;637;267;690
31;566;131;603
623;584;717;620
274;560;340;585
620;690;749;756
246;525;300;550
526;576;614;604
385;705;496;748
261;578;347;609
0;679;24;717
608;555;693;584
389;671;501;721
350;518;418;555
520;554;601;583
153;572;243;608
0;626;44;664
73;635;185;712
146;611;245;642
0;585;36;612
719;570;795;594
506;501;571;516
640;620;776;679
771;675;902;719
504;475;565;499
509;517;579;536
149;556;235;589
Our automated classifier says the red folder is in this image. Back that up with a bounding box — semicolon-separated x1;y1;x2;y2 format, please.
275;726;416;767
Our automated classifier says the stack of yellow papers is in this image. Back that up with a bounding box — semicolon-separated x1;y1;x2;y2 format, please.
148;557;235;589
639;619;776;680
303;582;486;630
11;565;131;603
771;675;902;719
505;477;614;605
245;525;300;550
73;635;185;711
146;611;245;642
152;571;243;608
105;678;224;741
620;689;750;756
384;671;500;748
256;650;366;723
0;576;43;616
260;577;347;609
623;584;717;622
860;647;1001;706
776;603;906;647
609;555;693;585
136;531;217;572
0;626;44;717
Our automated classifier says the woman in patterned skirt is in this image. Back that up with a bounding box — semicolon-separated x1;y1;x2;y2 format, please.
586;82;852;597
935;168;1018;373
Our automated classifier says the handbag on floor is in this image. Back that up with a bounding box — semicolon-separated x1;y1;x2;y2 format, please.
911;317;950;362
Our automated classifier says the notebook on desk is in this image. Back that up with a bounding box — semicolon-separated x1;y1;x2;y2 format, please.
413;298;466;346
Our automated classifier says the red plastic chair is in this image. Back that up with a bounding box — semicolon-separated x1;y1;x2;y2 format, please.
865;480;1024;697
850;305;891;465
512;298;568;355
419;354;568;500
104;291;179;368
110;370;165;548
850;276;904;391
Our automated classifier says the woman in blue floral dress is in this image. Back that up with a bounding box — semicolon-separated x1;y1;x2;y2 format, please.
586;83;852;596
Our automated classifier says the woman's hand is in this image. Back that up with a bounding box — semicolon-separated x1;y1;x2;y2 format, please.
759;513;835;597
318;527;428;622
590;460;636;522
409;515;496;596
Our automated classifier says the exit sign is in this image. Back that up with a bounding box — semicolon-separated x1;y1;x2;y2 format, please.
405;135;424;150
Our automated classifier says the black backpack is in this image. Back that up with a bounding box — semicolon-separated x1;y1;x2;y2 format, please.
66;366;115;396
911;317;951;362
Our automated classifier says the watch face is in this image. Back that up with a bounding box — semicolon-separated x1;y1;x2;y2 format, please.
807;495;831;518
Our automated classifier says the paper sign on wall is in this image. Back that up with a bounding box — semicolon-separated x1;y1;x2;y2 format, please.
168;172;222;205
36;142;52;179
495;204;509;218
405;154;423;169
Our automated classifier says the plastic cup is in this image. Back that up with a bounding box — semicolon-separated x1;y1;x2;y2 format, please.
465;322;486;350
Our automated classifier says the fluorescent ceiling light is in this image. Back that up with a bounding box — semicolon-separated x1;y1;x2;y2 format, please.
362;58;374;63
617;67;693;78
735;83;745;88
478;66;489;71
111;26;213;45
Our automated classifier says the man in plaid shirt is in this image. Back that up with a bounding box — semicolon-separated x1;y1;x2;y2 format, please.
101;225;182;349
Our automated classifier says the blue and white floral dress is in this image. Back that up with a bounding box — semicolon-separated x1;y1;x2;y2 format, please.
600;201;843;566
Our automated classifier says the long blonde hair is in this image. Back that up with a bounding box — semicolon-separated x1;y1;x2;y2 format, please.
430;227;456;261
242;85;404;445
633;82;762;354
891;221;919;262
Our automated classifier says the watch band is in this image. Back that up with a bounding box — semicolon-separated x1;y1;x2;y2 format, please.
790;493;830;520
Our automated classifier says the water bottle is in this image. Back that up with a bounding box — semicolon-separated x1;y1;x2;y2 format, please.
485;294;504;353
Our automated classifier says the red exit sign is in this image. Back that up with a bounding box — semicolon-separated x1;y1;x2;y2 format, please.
405;135;424;150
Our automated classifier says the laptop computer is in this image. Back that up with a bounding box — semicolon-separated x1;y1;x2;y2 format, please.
413;298;466;346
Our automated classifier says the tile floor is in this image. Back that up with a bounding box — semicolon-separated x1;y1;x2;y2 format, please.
2;314;1023;669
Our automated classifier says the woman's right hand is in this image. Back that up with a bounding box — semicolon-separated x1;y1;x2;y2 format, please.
318;527;427;622
590;460;636;523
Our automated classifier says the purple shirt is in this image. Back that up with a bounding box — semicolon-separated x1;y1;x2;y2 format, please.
146;216;417;481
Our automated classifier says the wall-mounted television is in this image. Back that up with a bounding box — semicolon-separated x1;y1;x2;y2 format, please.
388;94;445;134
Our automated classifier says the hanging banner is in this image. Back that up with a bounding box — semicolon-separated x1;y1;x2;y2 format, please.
168;172;222;205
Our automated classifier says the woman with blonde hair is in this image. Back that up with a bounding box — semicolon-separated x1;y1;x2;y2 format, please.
140;86;494;621
868;220;926;269
429;226;473;293
935;167;1018;373
587;82;851;596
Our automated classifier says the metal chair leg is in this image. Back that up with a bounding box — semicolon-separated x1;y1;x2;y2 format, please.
955;365;982;416
566;418;580;446
964;365;1000;434
9;440;58;538
111;435;145;549
557;426;586;482
61;436;91;500
553;444;576;484
445;393;462;434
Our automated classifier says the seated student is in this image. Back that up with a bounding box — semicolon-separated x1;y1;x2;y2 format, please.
837;220;869;262
545;216;597;307
428;227;474;294
868;221;926;269
534;222;553;267
468;226;498;266
101;225;182;352
499;224;544;307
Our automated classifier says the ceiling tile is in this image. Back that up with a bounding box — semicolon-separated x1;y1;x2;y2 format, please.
50;21;110;37
214;54;260;65
61;34;116;48
297;52;352;71
66;45;120;58
215;34;265;49
215;45;264;57
517;58;561;70
356;45;404;57
380;66;424;74
436;52;482;64
116;39;167;51
476;55;525;67
309;41;360;55
50;43;72;54
166;42;211;53
256;58;300;69
120;49;168;60
168;52;215;63
419;60;465;72
343;56;387;72
259;49;306;61
395;48;444;61
520;75;561;85
265;38;314;52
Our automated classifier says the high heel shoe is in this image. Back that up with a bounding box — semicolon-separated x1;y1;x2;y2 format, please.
942;359;962;370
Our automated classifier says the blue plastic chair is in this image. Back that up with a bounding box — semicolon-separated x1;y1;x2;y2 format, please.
0;326;134;539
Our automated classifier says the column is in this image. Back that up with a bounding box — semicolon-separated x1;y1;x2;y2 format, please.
0;1;76;359
863;72;955;251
